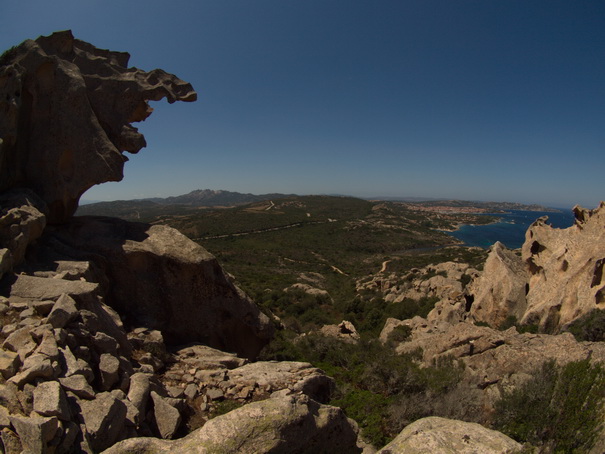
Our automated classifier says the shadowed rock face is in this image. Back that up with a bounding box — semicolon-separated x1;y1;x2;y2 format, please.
0;30;196;224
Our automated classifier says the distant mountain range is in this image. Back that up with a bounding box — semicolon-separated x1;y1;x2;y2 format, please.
77;190;560;221
147;189;296;206
76;189;296;220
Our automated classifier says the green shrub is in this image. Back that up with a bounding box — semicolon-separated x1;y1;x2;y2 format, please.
494;359;605;453
567;309;605;342
331;390;390;447
387;325;412;346
497;315;539;334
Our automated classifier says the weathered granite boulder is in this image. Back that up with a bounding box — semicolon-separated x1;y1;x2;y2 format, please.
0;30;196;223
227;361;335;404
520;202;605;330
39;216;274;359
465;242;528;327
319;320;361;344
102;393;361;454
377;416;522;454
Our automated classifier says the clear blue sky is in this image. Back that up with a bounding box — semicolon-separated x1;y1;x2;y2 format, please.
2;1;603;209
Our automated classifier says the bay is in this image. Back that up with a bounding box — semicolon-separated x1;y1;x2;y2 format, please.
447;209;576;249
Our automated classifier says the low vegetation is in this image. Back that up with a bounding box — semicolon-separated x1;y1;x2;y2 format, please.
495;359;605;453
260;332;465;446
567;309;605;342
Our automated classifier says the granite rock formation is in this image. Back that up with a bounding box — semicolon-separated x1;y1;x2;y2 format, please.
376;416;522;454
0;32;284;453
35;216;273;358
0;30;196;223
102;393;361;454
381;315;605;421
465;203;605;331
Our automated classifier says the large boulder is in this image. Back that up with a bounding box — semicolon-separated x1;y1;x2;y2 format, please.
466;242;528;327
377;416;522;454
102;393;361;454
0;30;196;223
39;216;273;359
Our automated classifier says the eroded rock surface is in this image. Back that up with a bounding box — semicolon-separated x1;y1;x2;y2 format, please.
102;393;361;454
0;31;287;453
426;203;605;332
520;203;605;330
381;316;605;415
0;30;196;223
38;216;274;359
377;416;522;454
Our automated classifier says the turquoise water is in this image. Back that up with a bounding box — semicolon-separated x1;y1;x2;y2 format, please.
448;209;575;249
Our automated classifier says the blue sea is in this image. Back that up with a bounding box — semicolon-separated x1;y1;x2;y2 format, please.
447;209;576;249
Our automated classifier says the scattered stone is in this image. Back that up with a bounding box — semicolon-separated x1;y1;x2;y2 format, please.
228;361;335;404
2;326;37;360
205;388;224;401
9;414;60;454
184;383;198;400
8;354;55;387
127;373;151;417
19;308;36;319
32;300;56;317
59;347;94;383
1;324;17;337
0;350;19;379
35;331;60;361
92;332;119;355
56;421;80;454
46;294;79;329
0;190;47;270
78;392;128;452
9;275;99;308
0;383;22;415
0;427;22;454
166;386;185;399
59;375;95;400
33;380;71;420
99;353;121;391
0;405;10;427
151;391;181;439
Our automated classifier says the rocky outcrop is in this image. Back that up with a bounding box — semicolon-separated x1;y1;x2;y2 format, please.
35;216;273;358
0;32;286;453
520;203;605;330
381;316;605;415
464;242;528;327
0;189;47;279
0;30;196;223
358;262;478;305
319;320;361;344
428;203;605;332
102;393;361;454
377;416;522;454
